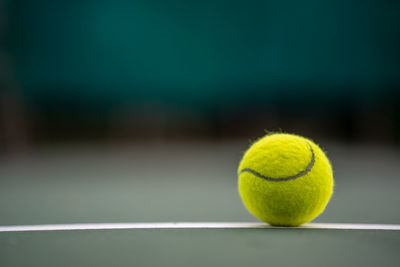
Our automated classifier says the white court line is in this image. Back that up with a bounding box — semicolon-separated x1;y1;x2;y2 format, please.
0;222;399;232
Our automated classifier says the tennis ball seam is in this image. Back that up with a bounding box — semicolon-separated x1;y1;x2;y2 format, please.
239;142;315;182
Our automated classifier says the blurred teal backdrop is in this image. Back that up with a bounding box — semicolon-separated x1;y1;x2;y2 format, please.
1;0;400;145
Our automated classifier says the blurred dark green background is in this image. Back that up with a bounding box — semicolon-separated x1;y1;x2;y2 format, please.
1;0;400;149
0;5;400;266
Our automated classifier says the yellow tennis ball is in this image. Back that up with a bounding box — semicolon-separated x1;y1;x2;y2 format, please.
238;133;334;226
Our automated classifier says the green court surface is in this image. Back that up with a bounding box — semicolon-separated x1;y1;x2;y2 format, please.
0;142;399;266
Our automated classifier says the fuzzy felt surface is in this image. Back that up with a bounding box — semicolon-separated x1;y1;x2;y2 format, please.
238;133;334;226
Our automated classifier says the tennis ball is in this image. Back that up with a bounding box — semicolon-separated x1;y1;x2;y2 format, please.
238;133;334;226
